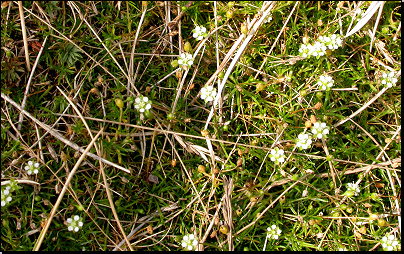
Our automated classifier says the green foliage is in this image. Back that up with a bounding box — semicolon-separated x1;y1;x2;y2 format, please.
1;1;401;252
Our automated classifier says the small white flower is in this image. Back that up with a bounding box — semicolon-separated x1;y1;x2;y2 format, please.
181;233;198;250
380;234;400;251
264;15;273;23
192;25;208;41
1;187;13;207
380;71;398;88
200;85;217;103
296;133;312;150
66;215;83;232
134;95;152;113
177;53;194;68
311;122;330;139
269;147;286;165
266;224;282;240
346;182;360;196
25;160;41;175
317;74;334;91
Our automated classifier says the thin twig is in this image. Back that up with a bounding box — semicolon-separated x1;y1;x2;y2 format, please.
18;1;30;71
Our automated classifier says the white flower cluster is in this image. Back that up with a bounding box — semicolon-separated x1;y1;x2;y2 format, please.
295;133;312;150
344;182;360;197
25;160;40;175
192;26;208;41
67;215;84;232
178;53;194;69
181;233;198;250
380;234;400;251
134;96;152;113
311;122;329;139
299;34;343;58
380;71;398;88
316;74;334;91
269;147;285;165
1;186;12;207
200;85;217;103
266;225;282;240
318;34;343;50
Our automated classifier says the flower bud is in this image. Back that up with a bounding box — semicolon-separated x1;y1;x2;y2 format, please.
198;165;206;173
241;23;248;35
226;10;234;19
171;59;179;68
184;41;192;53
219;225;228;234
115;98;124;109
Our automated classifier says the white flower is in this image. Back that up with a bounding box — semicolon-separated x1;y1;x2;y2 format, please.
380;234;400;251
354;8;365;20
338;247;348;251
264;15;273;23
269;147;286;165
346;182;360;196
134;96;152;113
192;26;208;41
317;74;334;91
200;85;217;103
181;233;198;250
380;71;398;88
177;53;194;68
295;133;312;150
1;187;13;207
311;122;330;139
266;224;282;240
25;160;40;175
66;215;83;232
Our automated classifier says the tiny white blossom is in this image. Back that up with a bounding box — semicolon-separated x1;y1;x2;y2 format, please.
25;160;40;175
192;26;208;41
177;53;194;68
345;182;360;197
380;71;398;88
181;233;198;250
1;187;13;207
380;234;400;251
311;122;330;139
134;95;152;113
296;133;312;150
317;74;334;91
264;15;273;23
66;215;84;232
200;85;217;103
266;224;282;240
269;147;286;165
